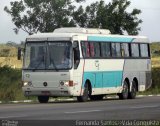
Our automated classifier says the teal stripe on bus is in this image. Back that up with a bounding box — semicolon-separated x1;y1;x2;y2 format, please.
88;36;134;42
83;71;123;88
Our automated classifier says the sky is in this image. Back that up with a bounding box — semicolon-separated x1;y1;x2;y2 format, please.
0;0;160;43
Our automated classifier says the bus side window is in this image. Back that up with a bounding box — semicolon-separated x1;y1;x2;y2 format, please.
140;44;149;57
111;43;121;57
121;43;130;57
101;43;111;57
131;43;140;57
90;42;95;57
73;41;80;69
94;42;100;57
81;41;90;58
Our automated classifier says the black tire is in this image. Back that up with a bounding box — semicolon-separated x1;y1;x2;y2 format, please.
77;83;89;102
118;81;129;100
128;81;137;99
38;96;49;103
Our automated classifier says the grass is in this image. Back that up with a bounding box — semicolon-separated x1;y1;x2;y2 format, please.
0;44;22;68
151;57;160;68
0;44;17;57
0;57;22;68
0;66;25;101
0;65;37;102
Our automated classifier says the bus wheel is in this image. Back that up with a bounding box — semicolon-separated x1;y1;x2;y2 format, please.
128;81;137;99
77;83;89;102
38;96;49;103
118;81;129;100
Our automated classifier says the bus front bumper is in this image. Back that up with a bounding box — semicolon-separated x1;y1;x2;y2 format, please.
22;87;74;97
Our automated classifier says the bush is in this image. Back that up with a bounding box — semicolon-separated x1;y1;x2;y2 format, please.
0;65;24;101
141;67;160;95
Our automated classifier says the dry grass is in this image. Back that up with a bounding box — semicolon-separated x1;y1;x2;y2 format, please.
0;44;22;68
152;57;160;68
0;57;22;68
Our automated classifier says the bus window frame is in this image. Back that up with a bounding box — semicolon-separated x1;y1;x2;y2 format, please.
139;43;150;58
81;41;150;59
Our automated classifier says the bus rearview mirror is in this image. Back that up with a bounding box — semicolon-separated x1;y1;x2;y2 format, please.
18;47;22;60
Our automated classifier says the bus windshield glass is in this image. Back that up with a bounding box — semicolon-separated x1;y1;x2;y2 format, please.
24;41;72;70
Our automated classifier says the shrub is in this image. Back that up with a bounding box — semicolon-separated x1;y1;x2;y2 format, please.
0;65;24;101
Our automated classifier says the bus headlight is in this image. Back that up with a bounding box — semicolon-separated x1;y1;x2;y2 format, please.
23;81;32;87
59;80;73;87
59;81;65;86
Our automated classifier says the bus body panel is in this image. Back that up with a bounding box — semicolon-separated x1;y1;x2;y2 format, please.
123;59;151;91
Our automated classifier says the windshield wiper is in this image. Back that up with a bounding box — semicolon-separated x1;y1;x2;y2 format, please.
49;58;59;71
32;58;45;71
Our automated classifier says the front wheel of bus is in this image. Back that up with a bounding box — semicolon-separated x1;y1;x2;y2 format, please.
38;96;49;103
77;83;89;102
118;81;129;100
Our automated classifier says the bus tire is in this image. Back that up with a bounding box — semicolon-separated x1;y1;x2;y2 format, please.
77;83;89;102
128;81;137;99
118;81;129;100
38;96;49;103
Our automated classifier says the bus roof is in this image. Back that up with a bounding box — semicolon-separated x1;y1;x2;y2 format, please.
26;28;149;43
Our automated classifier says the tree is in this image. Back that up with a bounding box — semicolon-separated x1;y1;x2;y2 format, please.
5;0;142;35
4;0;85;35
73;0;142;35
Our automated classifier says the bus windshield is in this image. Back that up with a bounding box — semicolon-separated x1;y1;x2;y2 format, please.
24;41;72;70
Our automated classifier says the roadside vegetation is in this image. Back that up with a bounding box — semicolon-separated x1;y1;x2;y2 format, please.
139;42;160;95
0;43;24;102
0;43;22;68
0;42;160;101
0;65;24;101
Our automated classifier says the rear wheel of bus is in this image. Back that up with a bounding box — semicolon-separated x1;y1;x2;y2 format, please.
128;80;137;99
118;81;129;100
38;96;49;103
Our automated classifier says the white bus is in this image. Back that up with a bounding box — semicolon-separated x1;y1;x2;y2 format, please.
19;28;152;103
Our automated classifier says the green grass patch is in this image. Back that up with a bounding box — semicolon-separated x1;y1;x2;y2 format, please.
0;65;25;101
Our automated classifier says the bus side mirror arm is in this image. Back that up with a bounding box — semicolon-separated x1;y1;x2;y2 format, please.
18;47;22;60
